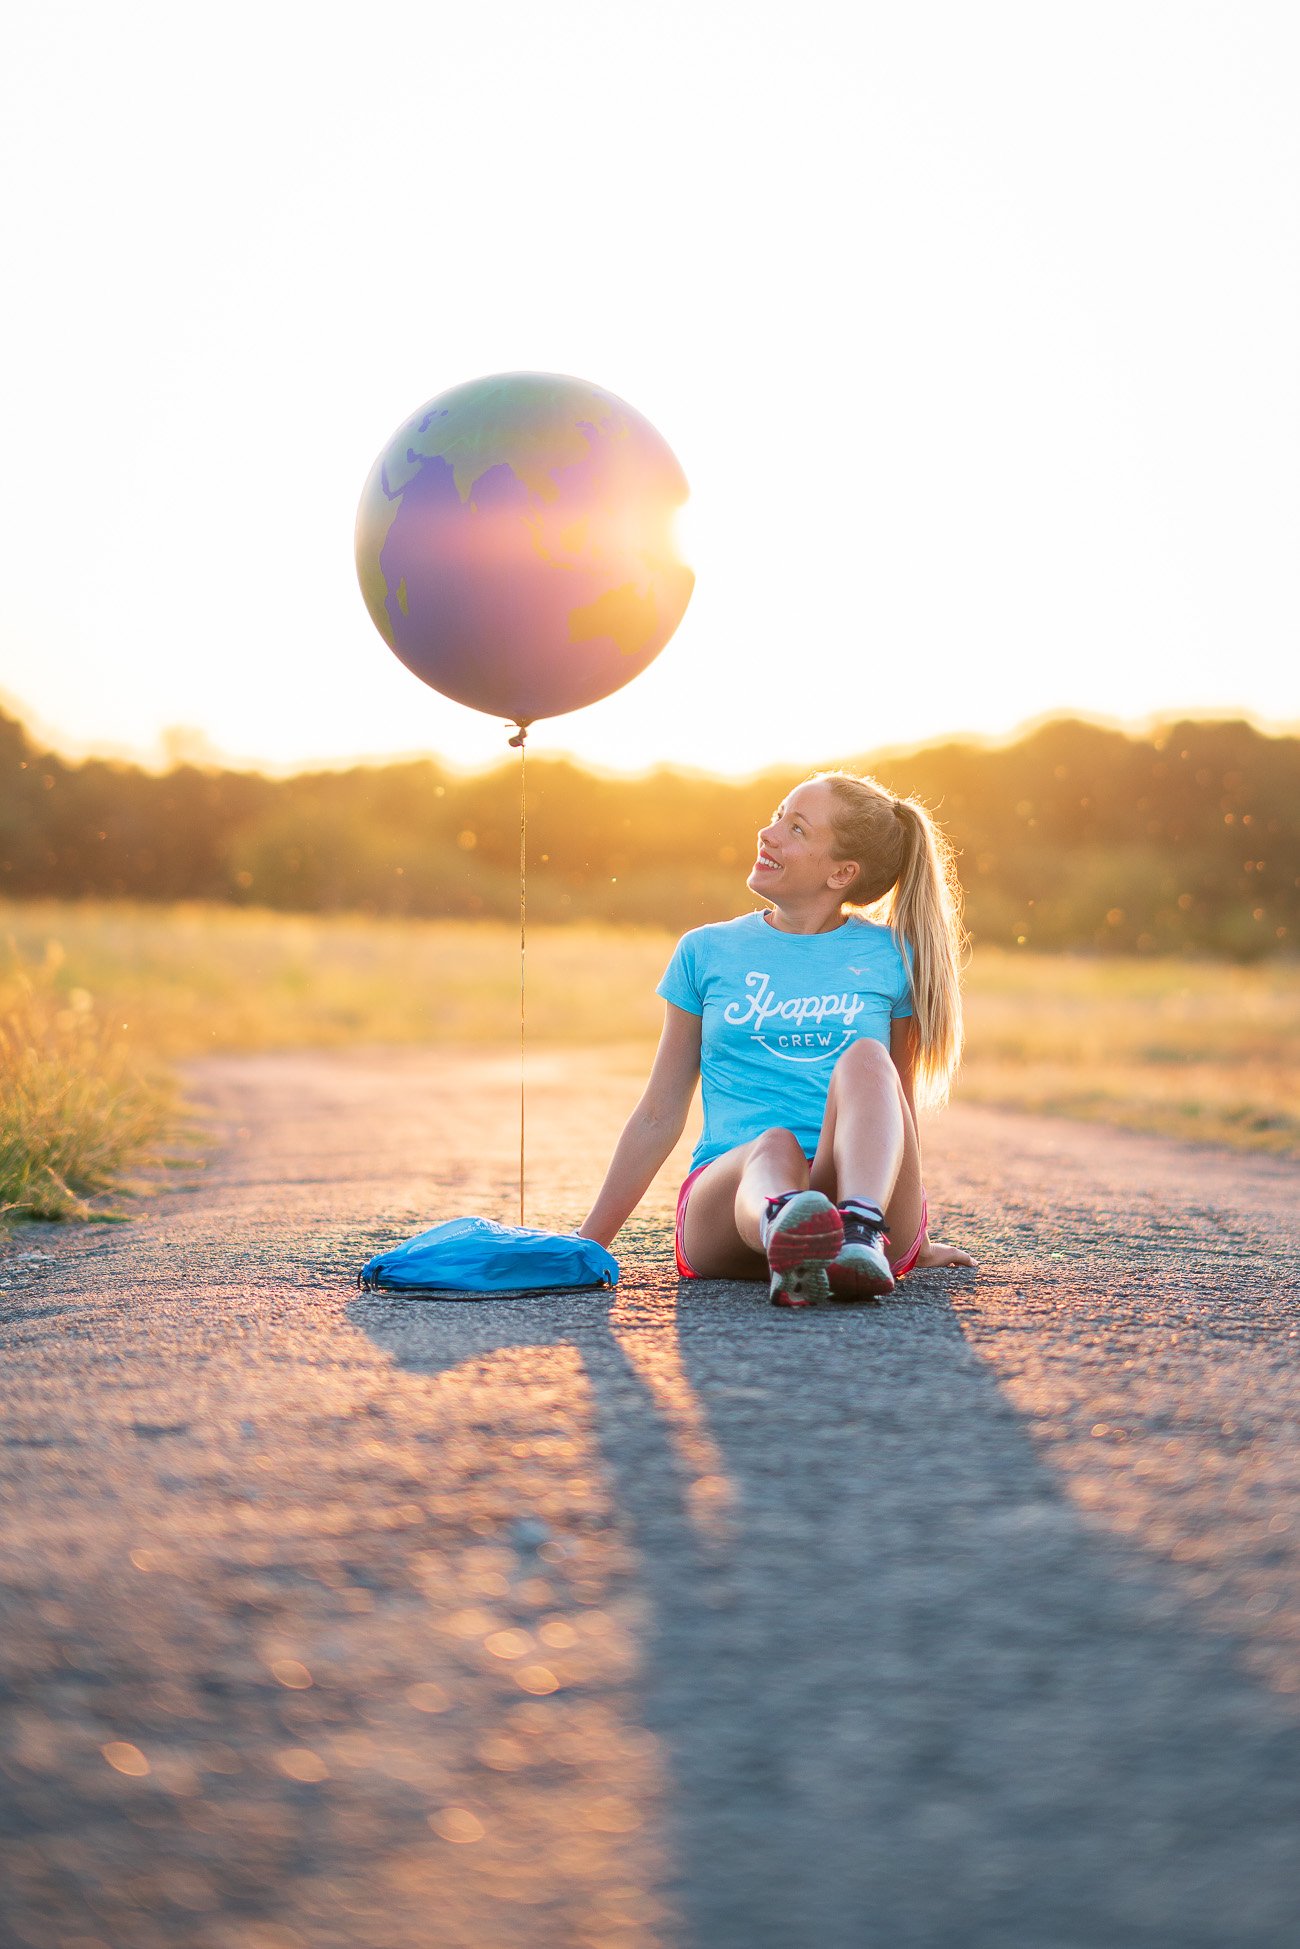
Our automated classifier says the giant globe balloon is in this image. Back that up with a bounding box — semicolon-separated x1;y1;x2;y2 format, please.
355;372;694;724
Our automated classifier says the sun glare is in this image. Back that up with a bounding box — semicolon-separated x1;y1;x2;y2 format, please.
670;496;702;576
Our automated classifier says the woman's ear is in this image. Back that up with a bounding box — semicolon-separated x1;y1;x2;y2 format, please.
828;859;860;892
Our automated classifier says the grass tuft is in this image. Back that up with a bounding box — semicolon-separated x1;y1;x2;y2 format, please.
0;942;177;1227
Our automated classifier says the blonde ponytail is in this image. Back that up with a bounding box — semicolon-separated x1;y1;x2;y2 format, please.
881;798;966;1105
810;772;967;1106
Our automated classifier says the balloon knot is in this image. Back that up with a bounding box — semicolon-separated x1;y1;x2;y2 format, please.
507;722;529;749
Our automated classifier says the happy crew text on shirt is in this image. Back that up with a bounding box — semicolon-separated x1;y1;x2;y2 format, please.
721;971;865;1061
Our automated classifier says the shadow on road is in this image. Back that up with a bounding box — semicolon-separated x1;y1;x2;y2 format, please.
354;1261;1300;1949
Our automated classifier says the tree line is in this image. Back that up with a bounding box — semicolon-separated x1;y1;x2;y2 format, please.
2;705;1296;955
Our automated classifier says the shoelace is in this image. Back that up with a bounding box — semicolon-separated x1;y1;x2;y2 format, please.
839;1201;889;1249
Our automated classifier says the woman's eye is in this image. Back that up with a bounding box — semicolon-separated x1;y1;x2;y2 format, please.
792;824;804;836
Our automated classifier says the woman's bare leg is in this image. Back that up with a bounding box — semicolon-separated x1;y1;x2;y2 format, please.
808;1040;926;1270
681;1127;810;1278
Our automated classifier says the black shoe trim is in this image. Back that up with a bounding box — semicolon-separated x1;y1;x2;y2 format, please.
838;1201;890;1250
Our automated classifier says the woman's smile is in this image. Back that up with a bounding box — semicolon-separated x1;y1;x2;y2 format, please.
746;782;840;901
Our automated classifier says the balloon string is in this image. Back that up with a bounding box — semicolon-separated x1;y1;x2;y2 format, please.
508;721;529;1225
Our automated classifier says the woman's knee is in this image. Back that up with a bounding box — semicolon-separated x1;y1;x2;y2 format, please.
746;1126;807;1170
832;1038;897;1088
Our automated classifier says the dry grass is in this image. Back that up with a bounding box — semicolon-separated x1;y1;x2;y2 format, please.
959;948;1300;1155
0;902;668;1057
0;906;666;1227
2;900;1297;1234
0;944;177;1224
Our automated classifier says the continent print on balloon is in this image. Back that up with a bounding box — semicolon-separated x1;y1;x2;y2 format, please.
354;372;694;724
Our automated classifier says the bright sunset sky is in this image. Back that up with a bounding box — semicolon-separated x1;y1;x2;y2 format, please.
2;2;1297;777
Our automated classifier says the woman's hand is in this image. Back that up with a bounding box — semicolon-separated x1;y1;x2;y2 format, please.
914;1238;978;1270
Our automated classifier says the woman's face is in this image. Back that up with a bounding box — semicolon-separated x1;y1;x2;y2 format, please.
747;780;858;904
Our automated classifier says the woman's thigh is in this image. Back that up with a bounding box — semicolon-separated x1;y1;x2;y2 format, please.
807;1086;926;1270
881;1097;926;1267
680;1144;769;1280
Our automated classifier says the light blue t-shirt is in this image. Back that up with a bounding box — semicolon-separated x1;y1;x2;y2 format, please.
657;910;914;1170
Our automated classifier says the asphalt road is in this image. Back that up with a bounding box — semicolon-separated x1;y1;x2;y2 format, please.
2;1046;1299;1949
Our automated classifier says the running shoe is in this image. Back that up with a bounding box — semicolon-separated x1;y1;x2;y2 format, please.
828;1199;895;1300
761;1191;844;1308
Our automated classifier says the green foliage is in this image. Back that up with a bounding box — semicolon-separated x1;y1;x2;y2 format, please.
1;708;1296;955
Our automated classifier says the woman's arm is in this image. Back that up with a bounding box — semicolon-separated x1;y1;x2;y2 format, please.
889;1017;976;1270
577;1003;702;1247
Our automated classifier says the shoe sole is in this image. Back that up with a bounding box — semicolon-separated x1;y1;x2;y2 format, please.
770;1261;831;1308
828;1245;896;1302
766;1193;843;1308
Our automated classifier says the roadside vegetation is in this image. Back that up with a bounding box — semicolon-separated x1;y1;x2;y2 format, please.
2;902;1297;1230
0;940;176;1225
4;705;1297;955
959;948;1300;1155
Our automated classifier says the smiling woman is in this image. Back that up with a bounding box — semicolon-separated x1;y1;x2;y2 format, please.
578;771;976;1307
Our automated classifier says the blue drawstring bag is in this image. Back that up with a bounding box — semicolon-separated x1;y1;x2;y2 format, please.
358;1216;618;1297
